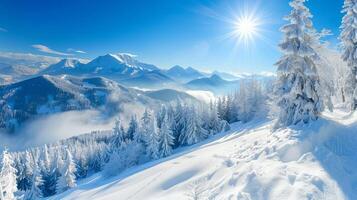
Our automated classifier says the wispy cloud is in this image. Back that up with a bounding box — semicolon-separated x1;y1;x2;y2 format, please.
67;48;87;54
32;44;73;56
0;27;8;32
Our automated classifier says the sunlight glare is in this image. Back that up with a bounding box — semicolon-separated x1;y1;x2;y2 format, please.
233;14;260;45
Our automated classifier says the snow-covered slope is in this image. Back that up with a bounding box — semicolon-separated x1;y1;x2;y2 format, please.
52;111;357;200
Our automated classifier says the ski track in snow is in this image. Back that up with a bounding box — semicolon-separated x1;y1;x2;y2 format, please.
50;111;357;200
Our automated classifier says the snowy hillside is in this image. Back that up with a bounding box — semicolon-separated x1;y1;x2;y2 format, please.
50;111;357;200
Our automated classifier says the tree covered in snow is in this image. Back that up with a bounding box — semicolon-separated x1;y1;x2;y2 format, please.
0;149;17;200
24;164;43;200
17;151;34;191
172;103;185;147
156;105;167;129
111;118;126;148
158;115;175;158
214;79;269;124
275;0;322;127
127;115;138;140
104;140;144;176
179;106;208;145
145;116;160;160
340;0;357;110
56;149;76;194
134;109;151;144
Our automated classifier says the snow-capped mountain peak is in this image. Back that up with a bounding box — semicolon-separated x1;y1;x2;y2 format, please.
40;58;83;75
85;53;159;74
164;65;205;83
57;58;81;68
110;53;137;63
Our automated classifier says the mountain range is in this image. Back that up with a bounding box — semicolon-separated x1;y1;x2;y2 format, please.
0;52;275;131
0;52;275;91
0;74;201;132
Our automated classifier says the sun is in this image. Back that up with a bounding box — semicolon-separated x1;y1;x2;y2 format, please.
233;14;260;45
237;18;257;36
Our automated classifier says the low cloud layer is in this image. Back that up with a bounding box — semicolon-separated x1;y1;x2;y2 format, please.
0;101;148;151
186;90;215;103
0;110;112;150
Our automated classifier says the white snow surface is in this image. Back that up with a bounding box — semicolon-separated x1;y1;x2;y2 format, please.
51;111;357;200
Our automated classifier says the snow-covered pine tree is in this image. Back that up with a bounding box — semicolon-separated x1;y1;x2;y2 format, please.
40;145;51;174
104;140;144;176
56;149;76;194
111;118;126;148
340;0;357;110
17;150;34;191
275;0;322;127
217;97;224;120
44;150;63;196
145;116;160;159
172;103;185;147
156;105;167;129
0;149;17;200
134;109;151;144
158;116;175;158
24;164;43;200
208;101;222;134
179;106;208;145
127;115;138;140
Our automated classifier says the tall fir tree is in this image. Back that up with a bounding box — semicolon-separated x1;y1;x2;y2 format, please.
56;149;76;194
111;118;126;148
158;116;175;158
127;115;138;140
17;151;33;191
340;0;357;110
179;106;208;145
172;103;185;147
24;164;43;200
208;101;222;134
134;109;151;144
145;116;160;159
0;149;17;200
275;0;322;127
156;105;167;129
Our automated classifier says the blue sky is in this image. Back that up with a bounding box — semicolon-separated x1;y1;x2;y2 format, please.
0;0;344;73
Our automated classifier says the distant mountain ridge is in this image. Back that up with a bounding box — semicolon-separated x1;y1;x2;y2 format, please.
1;51;275;92
164;65;205;83
185;74;239;93
0;74;201;132
39;53;173;88
0;75;159;132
